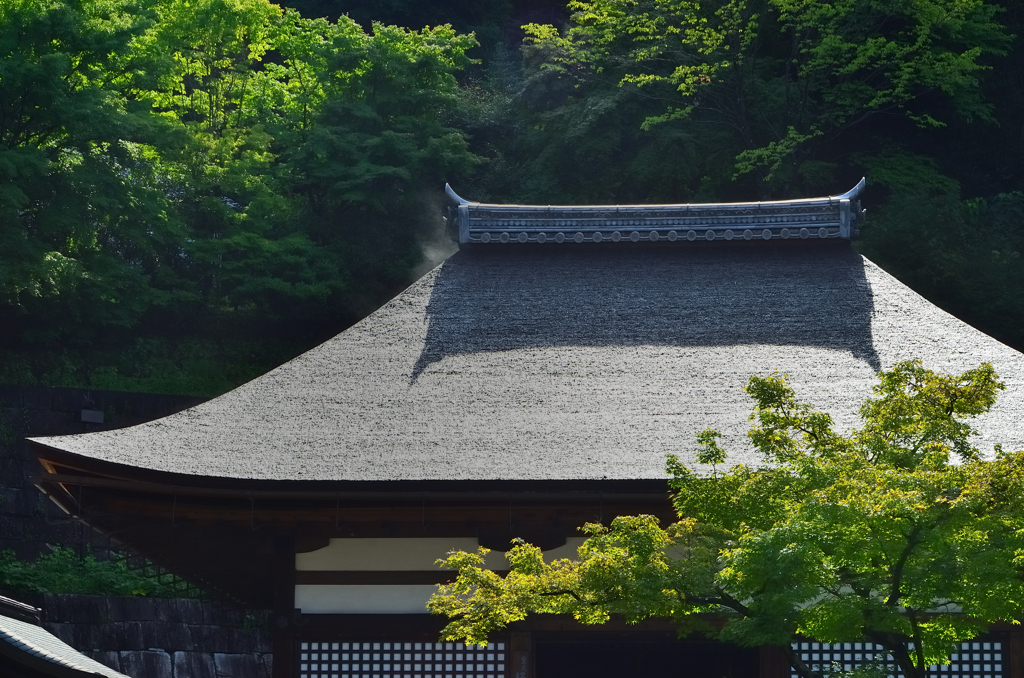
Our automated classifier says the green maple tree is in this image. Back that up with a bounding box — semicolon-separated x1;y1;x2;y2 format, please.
430;361;1024;678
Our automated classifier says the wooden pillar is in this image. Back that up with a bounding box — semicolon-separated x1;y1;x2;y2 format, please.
272;534;296;678
1010;626;1024;678
759;645;791;678
510;631;534;678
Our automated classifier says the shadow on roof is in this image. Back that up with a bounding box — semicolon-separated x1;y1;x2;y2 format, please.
411;244;880;382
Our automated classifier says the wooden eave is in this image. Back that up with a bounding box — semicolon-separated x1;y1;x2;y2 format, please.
30;441;675;607
31;439;671;503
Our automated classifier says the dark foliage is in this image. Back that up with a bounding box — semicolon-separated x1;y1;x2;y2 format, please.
0;0;1021;397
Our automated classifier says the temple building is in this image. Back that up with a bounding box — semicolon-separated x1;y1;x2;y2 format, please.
27;180;1024;678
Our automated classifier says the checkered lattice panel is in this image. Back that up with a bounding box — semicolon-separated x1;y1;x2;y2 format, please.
298;641;507;678
791;641;1003;678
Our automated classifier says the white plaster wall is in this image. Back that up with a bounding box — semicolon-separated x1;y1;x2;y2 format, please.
295;585;439;614
296;537;587;572
535;537;586;561
295;537;590;614
295;538;508;571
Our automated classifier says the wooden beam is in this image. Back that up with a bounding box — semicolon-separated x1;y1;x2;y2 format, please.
759;645;791;678
510;632;533;678
294;571;465;585
1010;626;1023;678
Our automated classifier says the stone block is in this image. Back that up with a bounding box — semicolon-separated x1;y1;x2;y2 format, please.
187;621;270;654
118;596;157;622
155;598;183;624
121;650;173;678
250;630;272;654
44;594;110;625
91;651;122;672
136;596;160;622
203;604;245;628
214;653;267;678
186;599;212;624
107;597;136;622
173;651;215;678
143;622;192;651
185;625;220;653
159;597;204;625
44;623;77;646
64;622;108;652
121;622;148;655
225;627;265;654
41;594;72;622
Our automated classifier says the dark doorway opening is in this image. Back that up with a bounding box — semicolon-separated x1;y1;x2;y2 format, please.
535;639;759;678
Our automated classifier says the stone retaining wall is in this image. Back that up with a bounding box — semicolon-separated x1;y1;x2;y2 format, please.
27;593;272;678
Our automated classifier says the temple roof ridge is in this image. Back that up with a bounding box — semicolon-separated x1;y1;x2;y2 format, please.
445;179;866;245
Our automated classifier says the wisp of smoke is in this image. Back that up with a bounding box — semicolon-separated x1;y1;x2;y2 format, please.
411;189;459;280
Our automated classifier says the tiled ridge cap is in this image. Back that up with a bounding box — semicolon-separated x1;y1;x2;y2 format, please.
0;595;40;625
445;179;866;245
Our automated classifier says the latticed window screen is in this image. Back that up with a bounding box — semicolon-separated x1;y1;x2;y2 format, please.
298;641;507;678
790;641;1003;678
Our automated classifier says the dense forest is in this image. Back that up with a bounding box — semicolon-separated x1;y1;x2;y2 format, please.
0;0;1022;396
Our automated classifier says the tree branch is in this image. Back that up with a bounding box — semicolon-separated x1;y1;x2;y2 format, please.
886;523;922;606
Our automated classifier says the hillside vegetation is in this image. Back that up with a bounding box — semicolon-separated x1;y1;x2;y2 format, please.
1;0;1022;395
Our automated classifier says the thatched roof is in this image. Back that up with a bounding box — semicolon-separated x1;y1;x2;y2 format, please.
30;243;1024;482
